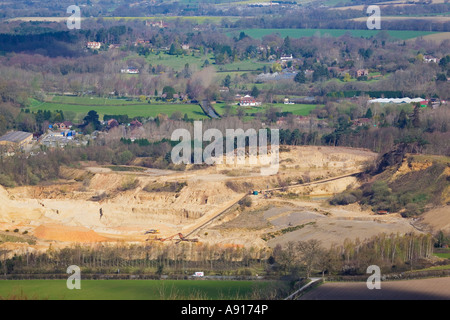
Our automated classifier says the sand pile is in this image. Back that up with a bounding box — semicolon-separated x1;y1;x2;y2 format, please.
34;224;110;242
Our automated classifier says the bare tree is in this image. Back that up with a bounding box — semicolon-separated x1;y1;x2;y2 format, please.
296;239;323;278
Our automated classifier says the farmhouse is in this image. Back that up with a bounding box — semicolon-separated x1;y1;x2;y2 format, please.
52;121;73;130
0;131;33;147
130;120;143;128
87;42;101;50
107;119;119;129
239;95;261;107
355;69;369;78
146;20;168;28
284;98;295;105
134;39;150;46
280;54;293;61
121;67;140;74
423;55;439;63
60;121;73;130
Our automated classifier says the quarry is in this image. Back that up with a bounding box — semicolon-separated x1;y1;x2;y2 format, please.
0;145;448;258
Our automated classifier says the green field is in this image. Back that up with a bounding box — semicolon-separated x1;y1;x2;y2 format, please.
215;103;319;117
0;280;273;300
140;52;269;73
142;52;215;71
274;103;320;116
434;253;450;259
233;28;437;40
28;96;209;121
216;60;271;72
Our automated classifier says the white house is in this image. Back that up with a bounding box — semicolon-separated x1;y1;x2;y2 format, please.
239;95;261;107
121;67;140;74
87;42;101;50
424;55;439;63
280;54;293;61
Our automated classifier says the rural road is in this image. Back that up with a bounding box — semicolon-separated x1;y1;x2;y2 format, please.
200;100;220;119
285;278;322;300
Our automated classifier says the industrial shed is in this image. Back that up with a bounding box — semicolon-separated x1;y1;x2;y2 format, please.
0;131;33;147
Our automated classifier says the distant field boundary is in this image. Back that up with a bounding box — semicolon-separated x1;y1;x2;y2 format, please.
0;273;273;281
41;101;150;107
232;28;437;40
325;269;450;282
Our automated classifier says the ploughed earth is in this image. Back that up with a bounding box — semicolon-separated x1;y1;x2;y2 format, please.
1;145;444;255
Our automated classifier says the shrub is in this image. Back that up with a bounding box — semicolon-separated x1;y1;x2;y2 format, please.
0;174;15;188
238;197;252;208
329;193;358;205
401;203;421;218
225;181;254;193
118;178;139;192
90;192;108;202
143;181;187;193
115;150;134;165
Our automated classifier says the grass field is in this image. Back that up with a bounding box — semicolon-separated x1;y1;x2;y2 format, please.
0;280;273;300
140;52;269;73
214;103;320;117
28;96;209;121
275;103;319;115
233;28;437;40
141;52;216;71
434;253;450;259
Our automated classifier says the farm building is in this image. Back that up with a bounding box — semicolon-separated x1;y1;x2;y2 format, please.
121;67;140;74
107;119;119;129
355;69;369;78
239;95;261;107
368;97;424;104
87;42;101;50
59;121;73;130
146;20;168;28
280;54;293;61
0;131;33;147
423;55;439;63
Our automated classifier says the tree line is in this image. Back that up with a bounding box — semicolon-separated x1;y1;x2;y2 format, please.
1;233;444;279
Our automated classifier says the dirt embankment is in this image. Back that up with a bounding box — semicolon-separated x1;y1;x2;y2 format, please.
418;206;450;234
34;225;110;242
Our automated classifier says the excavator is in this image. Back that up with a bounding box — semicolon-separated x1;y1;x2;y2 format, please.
146;233;198;243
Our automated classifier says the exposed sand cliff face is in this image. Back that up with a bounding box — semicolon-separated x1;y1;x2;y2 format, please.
419;206;450;234
0;146;387;253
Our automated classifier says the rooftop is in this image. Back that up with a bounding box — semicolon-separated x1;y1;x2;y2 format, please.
0;131;33;143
